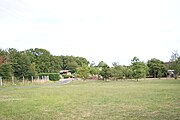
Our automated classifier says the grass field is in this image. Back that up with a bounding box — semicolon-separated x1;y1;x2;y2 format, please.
0;79;179;120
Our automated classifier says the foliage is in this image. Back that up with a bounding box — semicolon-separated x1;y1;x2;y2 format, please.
110;62;125;80
75;57;89;66
98;61;108;68
1;47;177;81
123;66;133;79
60;56;87;73
62;74;72;79
29;62;38;77
89;66;100;75
131;57;148;81
99;62;111;80
0;49;6;64
0;63;13;80
25;48;60;73
147;58;167;78
169;51;180;79
0;48;89;80
76;64;90;79
4;49;34;79
173;57;180;79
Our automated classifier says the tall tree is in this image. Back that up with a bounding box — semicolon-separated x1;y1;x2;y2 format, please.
110;62;125;80
76;64;90;79
12;52;33;79
147;58;167;78
90;67;100;75
98;61;111;80
98;61;108;68
76;57;89;66
169;51;180;79
0;63;13;80
60;56;81;73
48;56;62;73
123;66;133;79
0;49;6;64
131;57;148;81
26;48;52;73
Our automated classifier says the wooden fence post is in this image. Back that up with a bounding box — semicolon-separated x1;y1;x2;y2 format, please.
23;76;25;84
0;77;2;86
31;76;33;83
12;76;15;85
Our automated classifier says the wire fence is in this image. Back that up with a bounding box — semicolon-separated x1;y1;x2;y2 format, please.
0;76;49;86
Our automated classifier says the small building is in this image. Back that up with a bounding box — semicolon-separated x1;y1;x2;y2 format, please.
60;70;72;78
167;70;175;78
60;70;71;75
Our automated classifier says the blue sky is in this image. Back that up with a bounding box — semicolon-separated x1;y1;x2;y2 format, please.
0;0;180;65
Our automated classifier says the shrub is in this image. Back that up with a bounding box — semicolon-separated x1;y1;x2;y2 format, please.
39;73;60;81
62;74;72;79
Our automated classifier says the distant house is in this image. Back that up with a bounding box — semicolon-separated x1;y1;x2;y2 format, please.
164;62;175;78
60;70;71;75
60;70;72;78
167;70;175;78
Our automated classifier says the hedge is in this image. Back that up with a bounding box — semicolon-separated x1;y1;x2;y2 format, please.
62;74;72;79
39;73;60;81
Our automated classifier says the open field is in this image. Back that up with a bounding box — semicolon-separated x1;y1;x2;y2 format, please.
0;79;180;120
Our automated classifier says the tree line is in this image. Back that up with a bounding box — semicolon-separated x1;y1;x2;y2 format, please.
0;48;179;81
0;48;88;80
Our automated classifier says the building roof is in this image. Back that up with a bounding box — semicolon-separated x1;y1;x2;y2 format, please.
60;70;71;73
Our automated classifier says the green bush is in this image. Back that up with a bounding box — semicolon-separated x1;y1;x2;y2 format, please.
62;74;72;79
39;73;60;81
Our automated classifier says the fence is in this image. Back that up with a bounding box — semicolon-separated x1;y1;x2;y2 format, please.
0;76;2;86
0;76;49;86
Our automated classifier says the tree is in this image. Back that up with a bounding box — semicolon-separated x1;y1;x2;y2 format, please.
123;66;133;79
89;61;100;79
110;62;125;80
29;62;38;77
89;66;100;76
75;57;89;66
12;52;33;79
0;63;13;80
131;57;148;81
169;51;180;79
60;56;79;73
147;58;167;78
100;66;111;80
0;48;91;80
90;61;96;67
98;61;111;80
98;61;108;68
4;49;38;79
25;48;52;73
48;56;62;73
76;64;90;79
0;49;6;65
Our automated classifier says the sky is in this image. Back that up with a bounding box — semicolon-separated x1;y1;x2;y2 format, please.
0;0;180;65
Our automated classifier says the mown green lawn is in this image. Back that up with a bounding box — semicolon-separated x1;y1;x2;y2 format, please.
0;79;179;120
